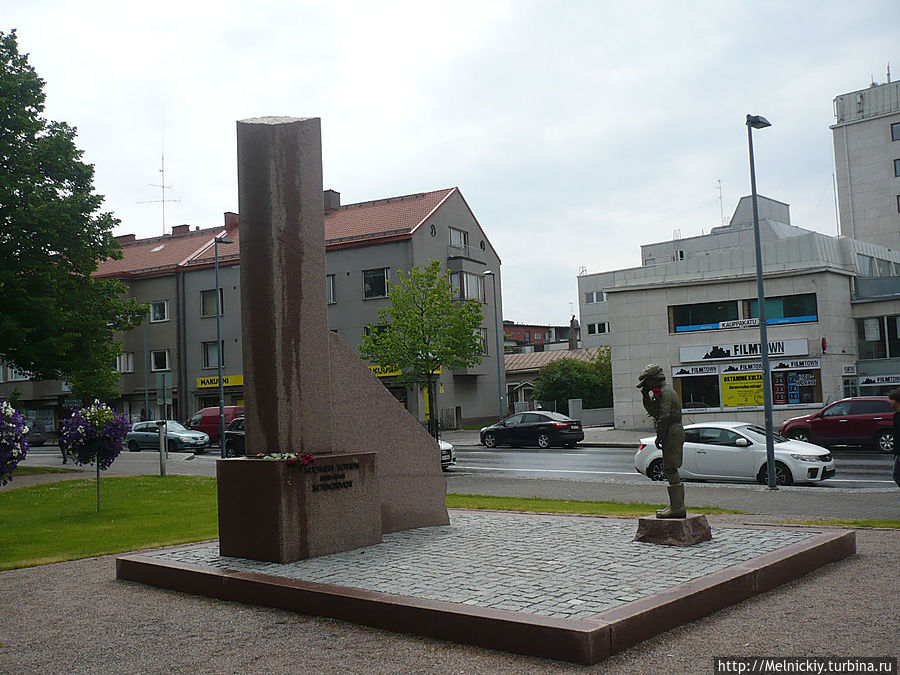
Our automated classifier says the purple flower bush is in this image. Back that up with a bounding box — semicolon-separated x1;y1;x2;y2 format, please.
0;400;29;486
59;401;129;470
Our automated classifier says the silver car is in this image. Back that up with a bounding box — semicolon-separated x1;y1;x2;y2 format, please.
126;421;210;454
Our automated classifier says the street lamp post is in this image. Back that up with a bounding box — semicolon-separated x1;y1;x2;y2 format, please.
483;270;504;420
214;235;233;459
747;113;777;490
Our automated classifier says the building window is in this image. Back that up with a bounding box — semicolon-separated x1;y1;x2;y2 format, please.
892;122;900;142
670;300;739;332
326;274;335;304
584;291;606;304
150;350;170;372
202;341;224;369
894;158;900;177
7;366;29;381
116;352;135;373
363;268;389;299
897;194;900;214
150;300;169;322
745;293;818;325
449;227;468;250
201;289;224;317
597;322;608;334
476;327;488;355
450;271;485;302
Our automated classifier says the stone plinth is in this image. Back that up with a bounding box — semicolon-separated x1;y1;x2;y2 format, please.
217;452;381;562
633;514;712;547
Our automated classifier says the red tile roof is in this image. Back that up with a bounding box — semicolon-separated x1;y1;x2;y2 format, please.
96;188;458;277
325;188;455;247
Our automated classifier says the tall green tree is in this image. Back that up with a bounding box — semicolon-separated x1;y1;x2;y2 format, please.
0;30;146;402
359;259;484;437
532;347;612;415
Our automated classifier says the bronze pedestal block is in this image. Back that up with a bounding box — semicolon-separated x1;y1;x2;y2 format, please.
633;514;712;546
217;452;382;563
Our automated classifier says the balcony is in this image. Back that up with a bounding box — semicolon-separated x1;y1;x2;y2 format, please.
447;244;485;264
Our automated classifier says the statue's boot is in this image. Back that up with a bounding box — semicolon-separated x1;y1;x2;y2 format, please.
656;484;686;518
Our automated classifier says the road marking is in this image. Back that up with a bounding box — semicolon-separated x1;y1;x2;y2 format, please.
456;466;637;476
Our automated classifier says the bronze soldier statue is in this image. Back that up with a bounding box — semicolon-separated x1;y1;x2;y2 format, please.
636;364;686;518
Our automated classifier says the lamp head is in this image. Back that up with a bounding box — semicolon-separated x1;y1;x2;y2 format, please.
746;114;771;130
216;236;234;245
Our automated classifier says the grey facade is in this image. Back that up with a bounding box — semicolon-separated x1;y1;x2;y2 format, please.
831;78;900;250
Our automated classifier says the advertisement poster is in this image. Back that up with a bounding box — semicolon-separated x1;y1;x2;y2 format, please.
721;372;765;407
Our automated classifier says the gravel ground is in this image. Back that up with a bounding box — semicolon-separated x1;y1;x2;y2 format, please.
1;518;897;674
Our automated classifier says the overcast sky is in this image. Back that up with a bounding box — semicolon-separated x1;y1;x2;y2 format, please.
6;1;899;325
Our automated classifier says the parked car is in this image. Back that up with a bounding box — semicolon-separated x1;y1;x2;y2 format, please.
25;420;46;447
223;415;245;457
779;397;895;452
480;411;584;449
126;421;210;453
186;406;243;446
634;421;835;486
440;439;456;470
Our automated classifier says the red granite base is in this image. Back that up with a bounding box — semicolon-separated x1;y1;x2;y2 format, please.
216;452;381;562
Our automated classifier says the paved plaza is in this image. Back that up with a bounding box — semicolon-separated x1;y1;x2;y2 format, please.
152;512;820;620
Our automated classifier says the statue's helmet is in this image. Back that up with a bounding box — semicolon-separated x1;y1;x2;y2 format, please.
636;363;665;389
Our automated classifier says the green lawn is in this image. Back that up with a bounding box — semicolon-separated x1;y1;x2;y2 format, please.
446;493;742;516
1;475;896;572
0;475;219;571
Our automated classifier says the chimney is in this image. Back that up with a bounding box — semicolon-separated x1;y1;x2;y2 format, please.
224;212;239;229
115;234;137;244
171;224;190;236
324;189;341;213
568;316;580;350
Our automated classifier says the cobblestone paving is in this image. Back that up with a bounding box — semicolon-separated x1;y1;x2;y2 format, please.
155;512;818;620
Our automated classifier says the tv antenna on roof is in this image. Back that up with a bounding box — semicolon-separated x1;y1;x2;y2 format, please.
717;179;726;226
137;121;180;235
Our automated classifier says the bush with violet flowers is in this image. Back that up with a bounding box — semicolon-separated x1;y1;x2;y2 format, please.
0;400;29;486
59;401;129;470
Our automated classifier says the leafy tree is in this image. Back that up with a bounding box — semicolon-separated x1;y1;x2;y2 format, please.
0;30;146;402
359;259;484;437
532;347;612;415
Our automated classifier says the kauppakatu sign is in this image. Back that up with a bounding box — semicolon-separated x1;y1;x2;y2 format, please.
679;338;808;363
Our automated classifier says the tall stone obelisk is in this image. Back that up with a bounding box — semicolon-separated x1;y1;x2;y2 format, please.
236;117;333;456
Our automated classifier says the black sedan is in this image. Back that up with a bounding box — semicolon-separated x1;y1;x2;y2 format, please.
223;415;245;457
480;411;584;449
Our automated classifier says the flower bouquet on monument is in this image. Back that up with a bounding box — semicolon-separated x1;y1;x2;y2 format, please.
0;400;30;486
59;401;130;511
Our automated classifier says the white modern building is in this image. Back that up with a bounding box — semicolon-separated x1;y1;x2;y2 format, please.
578;195;900;430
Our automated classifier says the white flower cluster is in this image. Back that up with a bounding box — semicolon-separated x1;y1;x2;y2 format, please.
1;401;28;461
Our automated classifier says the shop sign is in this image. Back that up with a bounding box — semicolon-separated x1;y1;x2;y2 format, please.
196;374;244;388
859;374;900;386
672;365;718;377
680;338;807;363
720;372;765;407
842;364;857;376
771;358;820;370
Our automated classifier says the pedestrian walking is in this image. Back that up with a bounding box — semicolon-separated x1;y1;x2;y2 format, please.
887;388;900;487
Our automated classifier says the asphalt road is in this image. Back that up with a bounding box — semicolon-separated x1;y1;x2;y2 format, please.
450;444;898;490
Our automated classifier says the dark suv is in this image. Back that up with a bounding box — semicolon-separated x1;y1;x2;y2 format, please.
223;415;245;457
779;397;895;452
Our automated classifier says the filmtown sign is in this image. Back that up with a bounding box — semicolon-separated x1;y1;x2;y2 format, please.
679;338;808;363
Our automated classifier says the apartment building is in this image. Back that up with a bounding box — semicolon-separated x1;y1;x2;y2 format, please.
0;187;505;432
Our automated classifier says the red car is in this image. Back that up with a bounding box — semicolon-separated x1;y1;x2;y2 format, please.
779;397;895;452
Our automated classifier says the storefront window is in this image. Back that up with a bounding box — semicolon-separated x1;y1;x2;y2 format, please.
674;375;719;409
